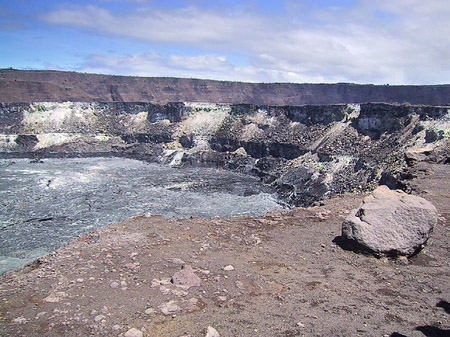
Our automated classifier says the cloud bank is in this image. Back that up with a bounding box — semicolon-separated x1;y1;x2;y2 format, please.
41;0;450;84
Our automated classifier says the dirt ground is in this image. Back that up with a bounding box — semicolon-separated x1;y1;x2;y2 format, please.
0;163;449;337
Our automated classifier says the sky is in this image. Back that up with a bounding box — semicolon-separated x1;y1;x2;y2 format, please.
0;0;449;84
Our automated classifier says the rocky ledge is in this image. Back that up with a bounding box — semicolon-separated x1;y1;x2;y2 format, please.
1;101;449;206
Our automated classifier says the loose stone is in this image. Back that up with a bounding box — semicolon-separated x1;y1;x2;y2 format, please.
171;265;201;288
94;315;105;322
144;308;155;315
206;326;220;337
124;327;143;337
110;281;119;288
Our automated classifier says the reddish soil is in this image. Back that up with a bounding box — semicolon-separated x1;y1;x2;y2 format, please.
0;163;449;337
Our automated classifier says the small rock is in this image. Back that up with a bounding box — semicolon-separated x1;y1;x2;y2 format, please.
247;234;262;245
121;281;128;287
94;315;105;322
144;308;155;315
110;281;119;288
218;296;227;302
35;312;47;319
124;263;137;270
396;256;410;265
171;265;201;288
296;322;305;328
183;298;199;311
13;317;27;324
112;324;121;331
206;326;220;337
159;300;181;315
43;291;66;303
223;265;234;271
171;258;185;264
124;327;143;337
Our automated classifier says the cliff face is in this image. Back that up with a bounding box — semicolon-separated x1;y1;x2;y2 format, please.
1;69;450;105
1;101;449;206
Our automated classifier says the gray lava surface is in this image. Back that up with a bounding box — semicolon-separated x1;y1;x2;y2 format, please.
0;157;283;274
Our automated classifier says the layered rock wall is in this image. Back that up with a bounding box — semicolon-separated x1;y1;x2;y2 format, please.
1;101;449;206
1;69;450;105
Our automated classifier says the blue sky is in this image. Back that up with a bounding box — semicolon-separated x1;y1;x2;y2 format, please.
1;0;449;84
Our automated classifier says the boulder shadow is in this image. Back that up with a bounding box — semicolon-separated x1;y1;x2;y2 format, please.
415;325;449;337
332;235;374;255
415;300;450;337
332;235;424;258
388;301;450;337
436;300;450;315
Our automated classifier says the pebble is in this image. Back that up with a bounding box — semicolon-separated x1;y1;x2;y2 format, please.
35;312;47;319
171;258;186;264
218;296;227;302
112;324;121;331
124;327;143;337
159;300;181;315
124;263;137;270
223;265;235;271
206;326;220;337
94;315;105;322
144;308;155;315
296;322;305;328
43;291;66;303
110;281;119;288
396;256;410;265
13;317;27;324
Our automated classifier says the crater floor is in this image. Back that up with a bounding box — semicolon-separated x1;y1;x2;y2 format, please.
0;162;448;337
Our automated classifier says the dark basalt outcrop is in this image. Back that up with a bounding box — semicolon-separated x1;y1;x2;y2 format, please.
1;69;450;105
1;101;448;207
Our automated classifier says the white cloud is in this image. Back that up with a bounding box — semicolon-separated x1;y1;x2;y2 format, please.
74;52;331;83
43;1;450;84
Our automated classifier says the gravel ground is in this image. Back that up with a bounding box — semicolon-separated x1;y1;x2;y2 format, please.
0;163;448;337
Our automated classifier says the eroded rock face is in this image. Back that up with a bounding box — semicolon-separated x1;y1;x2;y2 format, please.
0;101;449;207
342;185;438;256
1;69;450;105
